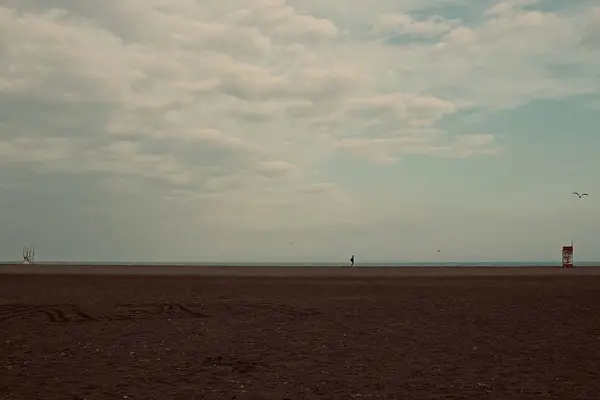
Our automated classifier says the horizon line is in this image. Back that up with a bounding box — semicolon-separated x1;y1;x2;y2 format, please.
2;260;598;265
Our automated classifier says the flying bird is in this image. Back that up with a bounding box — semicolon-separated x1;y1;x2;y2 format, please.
572;192;588;198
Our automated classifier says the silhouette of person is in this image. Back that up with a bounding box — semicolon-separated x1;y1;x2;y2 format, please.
350;255;355;267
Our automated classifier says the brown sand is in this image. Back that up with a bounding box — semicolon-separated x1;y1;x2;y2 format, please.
1;266;599;399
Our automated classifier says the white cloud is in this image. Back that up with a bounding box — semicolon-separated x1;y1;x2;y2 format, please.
580;7;600;49
371;13;458;37
342;93;456;128
256;160;300;179
338;133;499;164
484;0;540;17
228;1;339;41
84;140;196;186
0;0;598;259
0;137;73;165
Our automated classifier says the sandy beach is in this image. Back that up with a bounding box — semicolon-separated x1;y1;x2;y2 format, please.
1;266;599;399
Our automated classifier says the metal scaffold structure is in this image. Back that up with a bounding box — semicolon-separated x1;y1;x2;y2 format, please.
22;245;35;264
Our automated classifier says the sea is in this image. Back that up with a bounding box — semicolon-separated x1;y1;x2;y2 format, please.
4;261;599;267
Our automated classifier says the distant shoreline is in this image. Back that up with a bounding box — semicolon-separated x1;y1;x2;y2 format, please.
2;261;599;267
1;264;600;277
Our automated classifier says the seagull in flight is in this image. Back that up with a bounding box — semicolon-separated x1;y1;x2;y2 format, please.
572;192;588;198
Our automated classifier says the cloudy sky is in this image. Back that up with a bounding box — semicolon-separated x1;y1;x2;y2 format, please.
1;0;599;263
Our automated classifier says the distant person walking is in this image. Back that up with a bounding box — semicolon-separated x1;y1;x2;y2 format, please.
350;255;355;267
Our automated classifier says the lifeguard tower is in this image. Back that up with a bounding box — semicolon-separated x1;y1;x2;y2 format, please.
561;243;573;268
22;246;35;264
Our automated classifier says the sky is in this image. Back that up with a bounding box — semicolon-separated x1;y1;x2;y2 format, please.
1;0;599;263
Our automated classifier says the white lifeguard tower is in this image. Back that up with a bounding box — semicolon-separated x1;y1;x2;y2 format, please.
22;246;35;264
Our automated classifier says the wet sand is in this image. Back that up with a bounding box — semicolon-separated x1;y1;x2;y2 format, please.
1;266;599;399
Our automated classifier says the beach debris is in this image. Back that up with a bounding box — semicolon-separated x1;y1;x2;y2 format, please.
477;382;494;392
